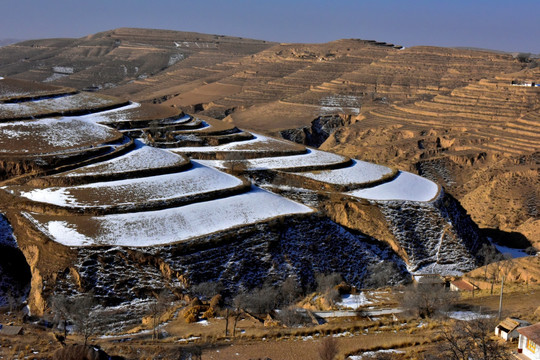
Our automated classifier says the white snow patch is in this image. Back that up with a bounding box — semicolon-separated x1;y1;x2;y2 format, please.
349;349;405;359
168;53;184;66
52;66;74;74
61;139;185;177
446;311;492;321
199;149;347;171
0;92;117;117
337;293;372;309
25;187;314;247
348;171;439;202
10;161;243;208
294;159;393;186
0;117;119;153
78;102;141;123
46;220;94;246
170;133;296;152
178;336;201;342
44;73;69;83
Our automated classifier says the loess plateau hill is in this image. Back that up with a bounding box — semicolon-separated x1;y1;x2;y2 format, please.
0;28;537;321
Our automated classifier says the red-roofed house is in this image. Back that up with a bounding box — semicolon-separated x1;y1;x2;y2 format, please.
450;279;478;292
517;323;540;359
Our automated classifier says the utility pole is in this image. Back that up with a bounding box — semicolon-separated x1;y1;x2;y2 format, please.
498;275;504;319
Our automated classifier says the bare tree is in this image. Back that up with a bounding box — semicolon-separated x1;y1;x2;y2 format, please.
222;152;249;174
280;277;303;306
233;286;280;315
365;261;399;288
478;244;501;282
318;337;339;360
191;281;223;301
434;317;510;360
398;283;458;318
50;294;71;340
276;306;311;327
149;289;174;341
70;292;98;346
316;273;343;306
316;273;343;293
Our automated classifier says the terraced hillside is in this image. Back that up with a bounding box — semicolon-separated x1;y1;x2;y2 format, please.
0;28;535;249
321;67;540;246
0;78;487;318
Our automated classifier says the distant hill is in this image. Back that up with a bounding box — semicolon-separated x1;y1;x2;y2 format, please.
0;38;24;47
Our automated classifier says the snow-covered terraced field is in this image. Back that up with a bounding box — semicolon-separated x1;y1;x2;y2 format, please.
57;140;189;178
348;171;440;202
23;187;314;246
293;159;395;187
0;92;123;119
170;133;304;152
199;148;349;171
0;117;122;154
78;102;142;123
5;161;244;209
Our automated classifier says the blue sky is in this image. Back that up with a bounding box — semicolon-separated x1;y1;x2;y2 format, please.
1;0;538;53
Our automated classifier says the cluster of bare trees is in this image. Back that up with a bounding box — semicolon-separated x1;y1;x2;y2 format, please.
398;283;459;318
427;317;510;360
148;289;175;341
478;244;515;295
50;292;98;346
316;273;344;306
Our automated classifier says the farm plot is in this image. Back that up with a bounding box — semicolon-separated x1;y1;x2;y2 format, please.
293;159;396;188
0;117;122;155
0;92;125;120
0;77;75;102
23;187;314;247
170;133;305;153
348;171;440;202
78;102;143;123
171;116;236;134
199;148;350;172
4;161;245;210
56;139;189;179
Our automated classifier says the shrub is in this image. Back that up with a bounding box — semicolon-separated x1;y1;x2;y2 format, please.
318;337;339;360
202;307;216;320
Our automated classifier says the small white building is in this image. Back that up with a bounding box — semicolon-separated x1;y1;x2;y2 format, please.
494;317;530;341
517;323;540;359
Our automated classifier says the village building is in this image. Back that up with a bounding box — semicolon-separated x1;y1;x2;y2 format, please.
494;318;530;341
0;324;23;336
517;323;540;359
450;279;478;292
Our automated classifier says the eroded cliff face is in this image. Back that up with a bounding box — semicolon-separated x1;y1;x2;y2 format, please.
280;115;358;148
320;191;485;275
5;212;76;315
378;192;484;274
44;215;408;309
